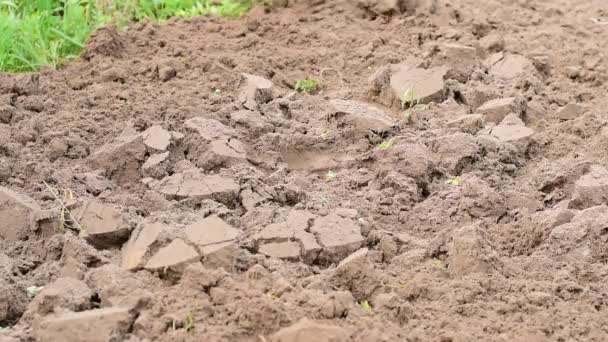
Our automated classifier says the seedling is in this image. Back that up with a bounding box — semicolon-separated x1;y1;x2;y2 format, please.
43;181;84;233
377;138;394;150
212;88;221;96
184;311;194;333
320;129;332;140
359;300;372;312
294;78;320;94
433;259;447;270
325;170;337;181
26;285;43;298
401;87;419;123
446;177;462;186
171;310;194;333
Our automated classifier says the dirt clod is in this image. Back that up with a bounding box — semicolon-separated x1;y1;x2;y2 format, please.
33;307;134;342
144;238;200;272
476;97;525;124
270;318;352;342
73;200;131;249
239;73;273;110
0;186;43;240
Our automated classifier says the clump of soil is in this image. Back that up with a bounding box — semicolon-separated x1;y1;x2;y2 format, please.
2;0;608;341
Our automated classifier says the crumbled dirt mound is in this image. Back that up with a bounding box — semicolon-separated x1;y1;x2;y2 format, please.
2;0;608;341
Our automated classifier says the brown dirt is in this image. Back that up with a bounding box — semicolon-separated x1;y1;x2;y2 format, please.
2;0;608;341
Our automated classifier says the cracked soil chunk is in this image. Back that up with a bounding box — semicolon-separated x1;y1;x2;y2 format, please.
0;186;42;240
73;200;131;249
33;307;134;342
150;170;239;203
310;213;364;264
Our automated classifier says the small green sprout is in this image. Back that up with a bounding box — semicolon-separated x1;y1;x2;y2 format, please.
401;87;419;123
325;170;337;181
26;286;43;298
172;310;194;333
401;87;419;110
359;300;372;312
433;259;447;270
184;311;194;333
377;138;394;150
295;78;320;94
320;129;332;140
212;88;221;96
446;177;462;186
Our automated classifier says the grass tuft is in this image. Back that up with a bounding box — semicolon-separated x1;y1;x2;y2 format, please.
0;0;252;72
294;78;320;94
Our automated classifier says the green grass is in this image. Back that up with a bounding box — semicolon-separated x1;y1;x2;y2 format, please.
0;0;252;72
294;78;320;93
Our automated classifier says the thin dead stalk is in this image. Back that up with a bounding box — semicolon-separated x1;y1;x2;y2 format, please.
42;181;84;232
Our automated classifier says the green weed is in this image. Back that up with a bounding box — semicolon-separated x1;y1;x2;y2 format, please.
377;138;394;150
446;177;462;186
26;285;43;298
294;78;320;93
401;86;419;123
325;170;337;181
184;310;194;333
359;300;372;312
172;310;195;333
0;0;252;72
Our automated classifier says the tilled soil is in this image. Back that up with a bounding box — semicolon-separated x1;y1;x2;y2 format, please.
2;0;608;341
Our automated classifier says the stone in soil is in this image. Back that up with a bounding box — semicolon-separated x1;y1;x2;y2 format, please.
447;225;496;276
270;318;352;342
557;103;585;121
72;200;131;249
255;210;321;263
330;248;381;301
569;165;608;209
0;186;43;240
447;114;485;135
88;132;146;184
258;241;301;259
435;43;479;82
185;215;240;254
144;238;200;271
488;53;535;80
239;73;273;110
204;139;247;170
21;277;93;321
150;170;239;204
183;117;237;142
182;117;246;169
231;110;273;137
491;123;534;146
548;205;608;262
141;151;170;179
33;307;134;342
389;64;448;105
74;171;112;196
356;0;403;15
86;264;152;309
0;277;28;324
476;97;525;124
121;222;165;271
142;125;172;152
329;99;396;138
430;133;478;174
310;212;364;264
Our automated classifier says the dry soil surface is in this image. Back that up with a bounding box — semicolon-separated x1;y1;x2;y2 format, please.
2;0;608;341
